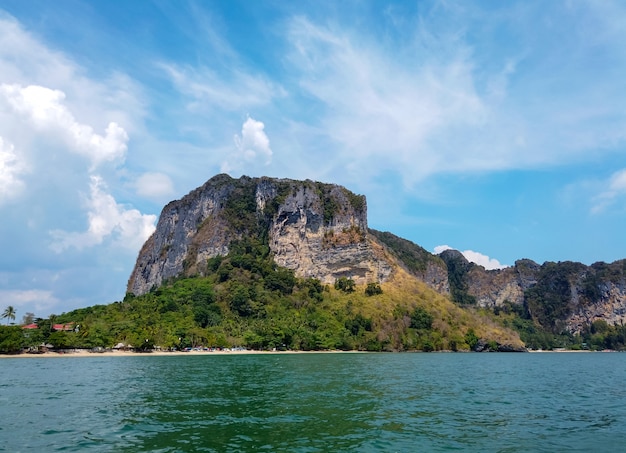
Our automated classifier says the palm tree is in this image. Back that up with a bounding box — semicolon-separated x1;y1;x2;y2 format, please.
2;306;16;325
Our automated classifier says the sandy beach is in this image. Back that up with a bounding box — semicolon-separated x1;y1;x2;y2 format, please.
0;349;364;359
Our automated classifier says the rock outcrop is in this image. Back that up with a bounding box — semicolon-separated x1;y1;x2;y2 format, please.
438;251;626;333
128;173;626;335
128;174;393;296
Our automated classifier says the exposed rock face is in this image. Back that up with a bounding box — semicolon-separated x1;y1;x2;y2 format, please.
128;174;393;296
438;253;540;308
127;174;235;295
266;180;392;284
128;173;626;335
557;261;626;333
438;250;626;333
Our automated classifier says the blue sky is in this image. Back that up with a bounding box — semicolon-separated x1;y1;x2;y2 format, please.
1;0;625;319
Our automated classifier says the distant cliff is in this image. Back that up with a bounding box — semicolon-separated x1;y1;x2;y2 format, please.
128;174;392;296
437;250;626;334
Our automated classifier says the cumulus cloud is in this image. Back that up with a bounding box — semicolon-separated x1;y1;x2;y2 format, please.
433;245;454;255
135;172;175;201
434;244;508;270
0;13;72;88
49;175;156;252
0;12;153;317
222;117;272;173
0;136;27;203
0;84;128;168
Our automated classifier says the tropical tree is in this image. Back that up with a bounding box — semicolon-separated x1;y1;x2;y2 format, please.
21;312;35;325
0;326;24;353
2;306;16;325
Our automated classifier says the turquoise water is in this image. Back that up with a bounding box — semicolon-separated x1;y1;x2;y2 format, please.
1;353;625;452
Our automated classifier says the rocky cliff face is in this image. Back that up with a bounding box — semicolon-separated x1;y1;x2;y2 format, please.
128;173;626;335
127;174;393;296
438;251;626;333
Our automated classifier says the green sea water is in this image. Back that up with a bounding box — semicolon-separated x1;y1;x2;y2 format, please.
1;352;625;452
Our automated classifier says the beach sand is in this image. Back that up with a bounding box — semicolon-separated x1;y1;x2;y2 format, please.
0;349;361;358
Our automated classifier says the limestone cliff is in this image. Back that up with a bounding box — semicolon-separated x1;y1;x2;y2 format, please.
127;174;393;296
438;250;626;333
128;173;626;336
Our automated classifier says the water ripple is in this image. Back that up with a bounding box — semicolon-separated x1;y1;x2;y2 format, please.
2;353;626;451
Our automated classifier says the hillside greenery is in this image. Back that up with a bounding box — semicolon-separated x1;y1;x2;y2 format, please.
524;261;587;332
2;235;526;354
4;233;623;354
366;231;626;351
369;229;443;275
480;299;626;351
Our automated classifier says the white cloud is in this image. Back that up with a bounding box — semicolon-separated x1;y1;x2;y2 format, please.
0;136;27;203
461;250;508;270
434;244;508;270
284;7;626;187
0;13;73;87
49;175;156;252
0;289;59;314
591;168;626;214
135;172;175;200
0;12;155;317
222;117;272;173
286;17;488;184
161;63;284;112
0;14;143;133
610;169;626;192
0;84;128;168
434;245;453;255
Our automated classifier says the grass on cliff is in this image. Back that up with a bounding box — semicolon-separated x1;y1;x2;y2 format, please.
327;267;523;351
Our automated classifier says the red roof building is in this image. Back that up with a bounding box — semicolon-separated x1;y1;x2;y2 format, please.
21;322;76;331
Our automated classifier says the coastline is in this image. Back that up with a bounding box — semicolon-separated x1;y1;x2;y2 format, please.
1;348;617;358
0;349;367;359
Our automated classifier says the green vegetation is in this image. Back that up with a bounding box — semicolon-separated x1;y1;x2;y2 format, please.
334;277;356;293
365;282;383;296
2;305;16;325
579;320;626;351
486;300;572;349
222;178;259;233
0;326;24;353
342;188;365;212
263;181;293;217
315;183;341;225
524;261;586;332
440;252;477;305
485;299;626;351
369;229;443;275
2;239;523;353
410;306;433;330
464;329;479;350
